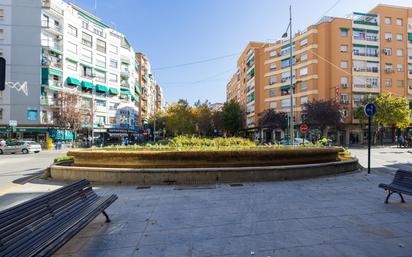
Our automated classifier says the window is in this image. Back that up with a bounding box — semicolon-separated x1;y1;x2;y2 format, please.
81;32;92;47
385;79;392;87
397;80;404;87
299;67;308;76
93;27;104;37
341;77;348;87
384;17;391;25
95;116;106;125
269;76;276;85
281;99;291;108
300;96;308;105
269;89;276;97
396;18;403;26
82;20;89;29
269;63;276;71
109;73;118;83
109;44;118;54
67;25;77;37
300;38;308;46
96;39;106;53
340;45;348;53
385;63;393;72
300;52;308;61
95;70;106;83
269;102;276;109
384;32;392;41
67;41;77;54
396;49;403;57
269;51;277;57
66;60;77;71
383;48;392;56
340;94;349;104
300;82;308;91
81;65;93;78
95;54;106;67
340;29;348;37
109;59;118;69
80;48;92;63
397;64;403;72
340;61;348;69
396;34;403;41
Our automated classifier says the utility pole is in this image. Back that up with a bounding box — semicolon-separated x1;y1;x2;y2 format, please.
289;6;294;145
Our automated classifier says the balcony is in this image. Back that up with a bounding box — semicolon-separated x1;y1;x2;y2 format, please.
353;67;379;73
41;20;63;35
41;39;63;53
42;54;63;70
42;0;63;16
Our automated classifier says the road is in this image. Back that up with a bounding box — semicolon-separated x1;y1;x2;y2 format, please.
0;150;67;193
349;146;412;172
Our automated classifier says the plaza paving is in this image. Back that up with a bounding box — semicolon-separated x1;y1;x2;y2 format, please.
0;147;411;257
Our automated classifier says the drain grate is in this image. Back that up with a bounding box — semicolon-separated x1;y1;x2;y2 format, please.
136;186;151;190
174;185;216;190
229;183;244;187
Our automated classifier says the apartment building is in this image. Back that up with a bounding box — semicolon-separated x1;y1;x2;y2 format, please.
0;0;142;144
226;4;412;144
155;84;166;112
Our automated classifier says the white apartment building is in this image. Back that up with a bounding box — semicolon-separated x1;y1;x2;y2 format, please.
0;0;141;144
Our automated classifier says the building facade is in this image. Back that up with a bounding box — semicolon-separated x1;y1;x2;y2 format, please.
226;4;412;144
0;0;144;145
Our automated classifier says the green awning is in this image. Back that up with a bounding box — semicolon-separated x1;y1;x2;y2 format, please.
81;81;94;89
66;77;80;86
353;12;377;17
367;60;379;64
131;95;138;101
340;27;350;31
353;43;366;48
109;88;119;95
367;45;379;49
134;85;141;95
408;33;412;41
366;29;379;34
281;43;291;49
120;88;132;96
47;68;63;77
80;62;93;68
66;57;78;63
95;84;108;92
95;67;107;73
352;28;365;32
280;85;291;90
49;48;63;55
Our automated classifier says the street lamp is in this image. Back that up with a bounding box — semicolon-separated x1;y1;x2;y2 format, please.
90;73;96;147
282;5;294;145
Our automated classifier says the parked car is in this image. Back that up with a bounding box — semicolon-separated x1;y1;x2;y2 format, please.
0;141;42;154
279;137;312;145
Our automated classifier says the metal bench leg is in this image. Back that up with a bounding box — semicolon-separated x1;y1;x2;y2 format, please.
102;211;111;223
385;191;393;204
397;192;406;203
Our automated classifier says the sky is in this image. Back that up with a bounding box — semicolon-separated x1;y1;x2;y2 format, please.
70;0;412;105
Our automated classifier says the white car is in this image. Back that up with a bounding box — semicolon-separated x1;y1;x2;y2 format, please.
0;141;42;154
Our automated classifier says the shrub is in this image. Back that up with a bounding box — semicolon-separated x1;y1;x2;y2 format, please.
54;155;75;163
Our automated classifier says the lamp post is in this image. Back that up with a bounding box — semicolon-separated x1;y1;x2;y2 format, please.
282;6;294;145
90;73;96;147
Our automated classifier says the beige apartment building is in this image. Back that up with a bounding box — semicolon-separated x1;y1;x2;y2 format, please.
226;4;412;144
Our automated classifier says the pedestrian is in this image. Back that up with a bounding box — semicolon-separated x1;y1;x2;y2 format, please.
399;135;405;148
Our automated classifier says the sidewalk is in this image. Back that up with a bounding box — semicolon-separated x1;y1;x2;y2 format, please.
1;170;412;257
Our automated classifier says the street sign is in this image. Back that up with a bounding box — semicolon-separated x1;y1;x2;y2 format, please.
364;102;376;174
364;103;377;117
8;120;17;127
299;123;309;133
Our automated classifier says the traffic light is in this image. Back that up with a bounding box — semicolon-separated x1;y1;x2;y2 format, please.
0;57;5;91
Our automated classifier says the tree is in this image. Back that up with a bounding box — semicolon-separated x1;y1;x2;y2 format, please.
211;110;222;136
221;100;242;136
354;93;411;143
148;111;167;138
165;99;196;136
304;99;342;136
52;91;86;146
193;101;213;137
258;109;288;130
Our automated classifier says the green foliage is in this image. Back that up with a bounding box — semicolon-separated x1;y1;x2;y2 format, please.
54;155;75;163
221;100;242;136
193;101;213;136
258;109;288;129
169;136;256;148
165;99;196;136
354;93;411;129
304;99;342;132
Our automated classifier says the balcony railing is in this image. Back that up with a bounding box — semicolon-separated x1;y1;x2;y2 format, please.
42;0;63;15
41;20;63;34
353;67;378;73
41;39;63;52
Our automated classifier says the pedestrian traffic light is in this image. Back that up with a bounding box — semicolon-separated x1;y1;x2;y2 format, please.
0;57;5;91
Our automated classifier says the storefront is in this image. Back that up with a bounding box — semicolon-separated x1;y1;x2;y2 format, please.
0;127;49;147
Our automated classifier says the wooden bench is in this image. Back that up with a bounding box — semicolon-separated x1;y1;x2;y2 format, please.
379;169;412;204
0;180;117;257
